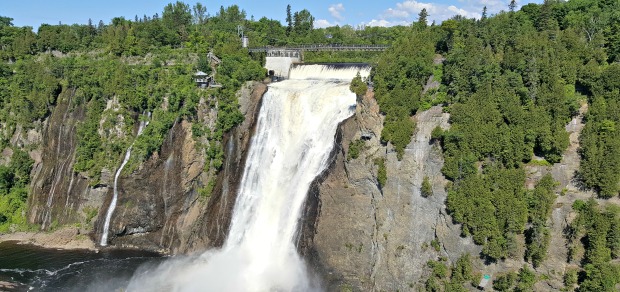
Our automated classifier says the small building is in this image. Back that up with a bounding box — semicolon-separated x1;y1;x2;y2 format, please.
194;71;210;88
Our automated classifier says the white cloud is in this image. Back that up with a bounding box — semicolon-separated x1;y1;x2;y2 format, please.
363;19;410;27
383;8;410;19
447;5;480;18
365;19;392;27
372;0;483;25
397;0;435;14
328;3;345;21
315;19;335;28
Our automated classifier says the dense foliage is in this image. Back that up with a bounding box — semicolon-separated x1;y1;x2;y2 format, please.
423;254;476;292
0;1;403;230
492;265;537;292
567;200;620;291
373;29;434;159
0;149;33;232
424;0;620;264
578;63;620;198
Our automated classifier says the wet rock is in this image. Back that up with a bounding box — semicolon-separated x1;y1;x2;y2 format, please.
98;82;266;253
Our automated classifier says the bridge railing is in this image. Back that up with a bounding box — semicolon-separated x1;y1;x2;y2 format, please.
248;44;390;53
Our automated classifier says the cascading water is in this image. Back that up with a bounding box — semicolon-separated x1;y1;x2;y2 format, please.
127;64;370;291
100;113;150;246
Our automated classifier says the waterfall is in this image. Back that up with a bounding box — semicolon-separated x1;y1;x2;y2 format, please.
289;63;371;80
127;64;370;291
100;113;150;246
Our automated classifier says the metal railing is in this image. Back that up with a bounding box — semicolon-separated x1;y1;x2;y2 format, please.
248;44;390;53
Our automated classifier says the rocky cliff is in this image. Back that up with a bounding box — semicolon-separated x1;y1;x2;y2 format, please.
305;93;599;290
303;92;482;290
20;82;265;254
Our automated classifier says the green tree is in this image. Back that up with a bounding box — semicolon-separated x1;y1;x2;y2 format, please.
421;176;433;197
162;1;192;43
418;8;429;28
374;157;387;188
286;4;292;36
192;2;207;25
349;72;367;98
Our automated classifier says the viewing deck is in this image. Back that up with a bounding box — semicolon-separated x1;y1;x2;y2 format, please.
248;44;390;53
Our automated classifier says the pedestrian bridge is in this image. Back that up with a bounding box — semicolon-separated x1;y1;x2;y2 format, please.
255;44;388;80
248;44;390;54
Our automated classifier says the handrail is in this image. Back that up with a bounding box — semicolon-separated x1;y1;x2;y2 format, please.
248;44;390;53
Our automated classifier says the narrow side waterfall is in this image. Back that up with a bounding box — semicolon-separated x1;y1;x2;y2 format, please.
100;114;150;246
127;64;370;291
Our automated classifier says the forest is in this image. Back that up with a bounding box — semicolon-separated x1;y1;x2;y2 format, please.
1;0;620;290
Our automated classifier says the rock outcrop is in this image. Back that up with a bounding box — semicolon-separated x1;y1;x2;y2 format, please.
97;82;266;253
22;82;266;254
307;92;481;290
28;89;98;230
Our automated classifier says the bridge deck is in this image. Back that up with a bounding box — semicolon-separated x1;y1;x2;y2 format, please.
248;44;389;53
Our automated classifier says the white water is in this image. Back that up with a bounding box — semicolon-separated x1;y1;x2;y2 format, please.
264;56;299;78
289;64;371;80
100;114;150;246
127;65;369;291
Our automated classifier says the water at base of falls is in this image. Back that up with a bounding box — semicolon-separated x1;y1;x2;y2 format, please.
0;241;162;292
125;66;365;291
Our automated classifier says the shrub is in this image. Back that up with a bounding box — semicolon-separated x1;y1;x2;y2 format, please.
421;176;433;197
374;157;387;188
347;139;365;161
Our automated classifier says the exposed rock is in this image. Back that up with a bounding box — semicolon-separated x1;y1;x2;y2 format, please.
0;226;96;250
192;81;266;249
28;89;94;230
0;147;12;165
95;81;266;253
523;103;595;291
0;280;28;291
21;80;265;255
307;92;480;290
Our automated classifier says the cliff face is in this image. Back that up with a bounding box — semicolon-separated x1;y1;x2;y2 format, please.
22;82;265;254
306;92;481;290
28;89;98;230
307;95;593;290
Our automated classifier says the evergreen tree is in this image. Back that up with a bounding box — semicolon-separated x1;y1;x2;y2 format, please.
418;8;429;27
421;176;433;197
509;0;517;12
286;4;292;36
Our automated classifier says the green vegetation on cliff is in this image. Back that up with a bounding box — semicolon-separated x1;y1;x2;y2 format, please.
428;0;617;264
0;149;33;232
578;63;620;198
567;200;620;291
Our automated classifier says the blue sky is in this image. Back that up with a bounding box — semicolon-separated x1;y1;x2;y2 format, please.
1;0;543;29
